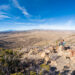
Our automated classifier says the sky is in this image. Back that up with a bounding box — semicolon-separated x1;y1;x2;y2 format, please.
0;0;75;31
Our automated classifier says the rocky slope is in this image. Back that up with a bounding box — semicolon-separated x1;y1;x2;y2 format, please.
18;43;75;74
0;30;75;75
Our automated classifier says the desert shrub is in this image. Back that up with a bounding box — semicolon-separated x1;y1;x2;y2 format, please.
58;73;61;75
30;71;36;75
10;72;23;75
0;69;5;75
40;64;50;71
0;48;20;74
39;71;43;75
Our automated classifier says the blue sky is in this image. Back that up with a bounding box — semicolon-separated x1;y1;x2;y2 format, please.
0;0;75;31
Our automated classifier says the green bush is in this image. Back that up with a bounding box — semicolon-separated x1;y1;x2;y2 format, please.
0;48;20;74
30;71;36;75
10;72;23;75
40;64;50;71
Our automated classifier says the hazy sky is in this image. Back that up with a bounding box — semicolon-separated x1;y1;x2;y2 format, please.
0;0;75;31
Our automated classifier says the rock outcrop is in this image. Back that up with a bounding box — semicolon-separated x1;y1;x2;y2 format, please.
17;44;75;74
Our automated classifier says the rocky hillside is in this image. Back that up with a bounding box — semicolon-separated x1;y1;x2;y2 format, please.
0;30;75;75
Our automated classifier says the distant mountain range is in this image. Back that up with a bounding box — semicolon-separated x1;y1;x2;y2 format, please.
0;30;17;34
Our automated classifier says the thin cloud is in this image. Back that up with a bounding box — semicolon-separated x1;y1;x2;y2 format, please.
0;12;10;19
0;19;75;31
0;5;10;10
39;20;75;30
15;19;75;30
0;15;10;19
12;0;30;17
0;12;6;15
29;19;46;22
5;19;75;30
0;5;10;19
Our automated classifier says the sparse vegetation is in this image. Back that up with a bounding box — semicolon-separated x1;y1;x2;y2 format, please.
0;48;20;74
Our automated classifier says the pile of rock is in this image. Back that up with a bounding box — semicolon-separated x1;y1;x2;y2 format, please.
19;44;75;73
